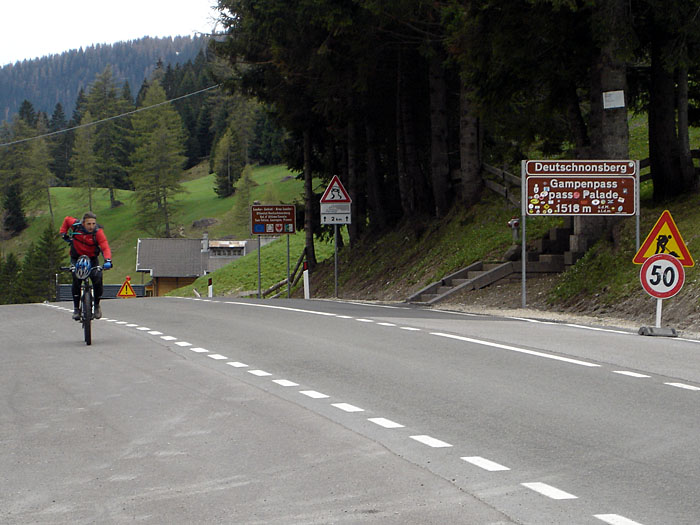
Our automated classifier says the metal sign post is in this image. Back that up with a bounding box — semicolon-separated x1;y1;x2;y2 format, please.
320;175;352;298
250;204;296;299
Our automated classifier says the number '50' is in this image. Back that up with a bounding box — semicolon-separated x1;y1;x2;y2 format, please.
650;264;675;287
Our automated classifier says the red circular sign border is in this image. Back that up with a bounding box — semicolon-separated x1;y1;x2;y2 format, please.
640;253;685;299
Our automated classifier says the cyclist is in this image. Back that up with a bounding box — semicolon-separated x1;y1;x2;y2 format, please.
60;212;113;320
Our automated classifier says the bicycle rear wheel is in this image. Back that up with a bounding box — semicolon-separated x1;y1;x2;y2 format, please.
82;290;92;345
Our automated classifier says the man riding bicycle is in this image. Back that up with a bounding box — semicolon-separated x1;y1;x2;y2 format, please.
60;212;113;320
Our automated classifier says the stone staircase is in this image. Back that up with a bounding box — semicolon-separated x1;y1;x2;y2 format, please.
407;222;576;305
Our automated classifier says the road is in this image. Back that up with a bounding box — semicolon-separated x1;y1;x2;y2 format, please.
2;297;700;524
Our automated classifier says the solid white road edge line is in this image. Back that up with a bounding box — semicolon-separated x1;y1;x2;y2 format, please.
431;332;600;368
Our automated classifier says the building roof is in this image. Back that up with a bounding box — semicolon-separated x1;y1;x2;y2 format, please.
136;238;207;278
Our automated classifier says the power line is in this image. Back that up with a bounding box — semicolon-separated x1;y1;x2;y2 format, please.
0;84;221;148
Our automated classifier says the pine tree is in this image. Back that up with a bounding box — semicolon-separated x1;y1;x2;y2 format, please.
49;103;71;185
70;111;99;211
213;128;246;198
130;80;187;237
86;66;132;206
3;184;27;235
20;223;67;302
19;242;45;303
0;252;22;304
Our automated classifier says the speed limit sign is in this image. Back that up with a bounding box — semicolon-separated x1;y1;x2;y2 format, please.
640;253;685;299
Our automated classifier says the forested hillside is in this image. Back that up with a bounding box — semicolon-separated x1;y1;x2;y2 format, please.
0;35;209;120
213;0;700;270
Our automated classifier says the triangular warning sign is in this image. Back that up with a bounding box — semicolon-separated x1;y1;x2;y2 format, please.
117;278;137;298
320;175;352;203
633;210;694;267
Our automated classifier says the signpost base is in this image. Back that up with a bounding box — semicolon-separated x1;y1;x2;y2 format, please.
638;326;678;337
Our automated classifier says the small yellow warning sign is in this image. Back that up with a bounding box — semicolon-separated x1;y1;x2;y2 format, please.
633;210;694;267
117;276;137;298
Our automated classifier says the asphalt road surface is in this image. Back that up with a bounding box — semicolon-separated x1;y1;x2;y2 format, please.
2;297;700;524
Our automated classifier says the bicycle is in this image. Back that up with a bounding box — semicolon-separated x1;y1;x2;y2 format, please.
61;255;107;345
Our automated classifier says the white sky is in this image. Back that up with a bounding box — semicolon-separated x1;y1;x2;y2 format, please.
0;1;221;66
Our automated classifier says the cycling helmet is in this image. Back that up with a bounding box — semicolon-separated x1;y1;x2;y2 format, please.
74;255;92;280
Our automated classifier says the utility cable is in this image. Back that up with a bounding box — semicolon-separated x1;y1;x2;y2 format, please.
0;84;221;148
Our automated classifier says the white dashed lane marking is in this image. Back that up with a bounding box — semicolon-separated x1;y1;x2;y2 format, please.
272;379;299;387
248;370;272;377
594;514;644;525
148;331;163;335
175;341;192;347
332;403;364;413
227;362;248;368
613;371;650;378
461;456;510;472
160;336;177;341
522;482;578;500
665;382;700;391
410;435;452;448
368;418;405;429
300;390;330;399
190;347;209;353
207;354;228;360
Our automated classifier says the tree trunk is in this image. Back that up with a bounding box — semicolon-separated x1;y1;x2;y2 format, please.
396;49;415;217
649;31;681;203
428;52;451;218
347;120;359;245
569;32;629;253
676;65;695;191
459;79;482;208
365;118;386;231
303;128;317;269
564;81;590;157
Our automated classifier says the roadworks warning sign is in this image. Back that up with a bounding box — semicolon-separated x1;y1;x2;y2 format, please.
633;210;694;267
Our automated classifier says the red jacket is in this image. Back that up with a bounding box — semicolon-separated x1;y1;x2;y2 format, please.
59;216;112;259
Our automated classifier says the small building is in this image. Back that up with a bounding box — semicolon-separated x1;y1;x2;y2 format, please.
136;234;255;296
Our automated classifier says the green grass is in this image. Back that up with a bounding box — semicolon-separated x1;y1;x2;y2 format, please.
168;231;341;297
0;163;304;287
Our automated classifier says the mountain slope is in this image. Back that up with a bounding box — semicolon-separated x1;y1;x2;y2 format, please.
0;35;208;120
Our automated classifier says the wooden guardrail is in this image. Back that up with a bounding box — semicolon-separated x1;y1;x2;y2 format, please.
262;247;307;298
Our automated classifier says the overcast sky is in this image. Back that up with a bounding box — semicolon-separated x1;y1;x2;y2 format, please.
0;1;221;66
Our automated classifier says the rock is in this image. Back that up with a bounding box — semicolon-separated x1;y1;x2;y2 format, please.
192;218;218;229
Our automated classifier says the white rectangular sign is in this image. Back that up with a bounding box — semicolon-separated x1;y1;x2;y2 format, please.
321;214;351;225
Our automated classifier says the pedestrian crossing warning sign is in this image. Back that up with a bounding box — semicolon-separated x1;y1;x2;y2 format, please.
117;276;137;298
633;210;694;267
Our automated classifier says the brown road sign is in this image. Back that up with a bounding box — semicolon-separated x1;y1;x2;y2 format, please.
525;160;637;176
251;204;296;235
525;175;636;216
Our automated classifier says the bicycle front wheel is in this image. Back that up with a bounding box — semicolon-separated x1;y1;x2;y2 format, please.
82;290;92;345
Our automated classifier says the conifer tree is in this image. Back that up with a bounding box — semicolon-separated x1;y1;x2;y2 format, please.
70;111;99;211
19;242;44;303
213;127;245;198
49;103;72;185
0;252;22;304
130;80;187;237
20;223;66;302
86;66;132;206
